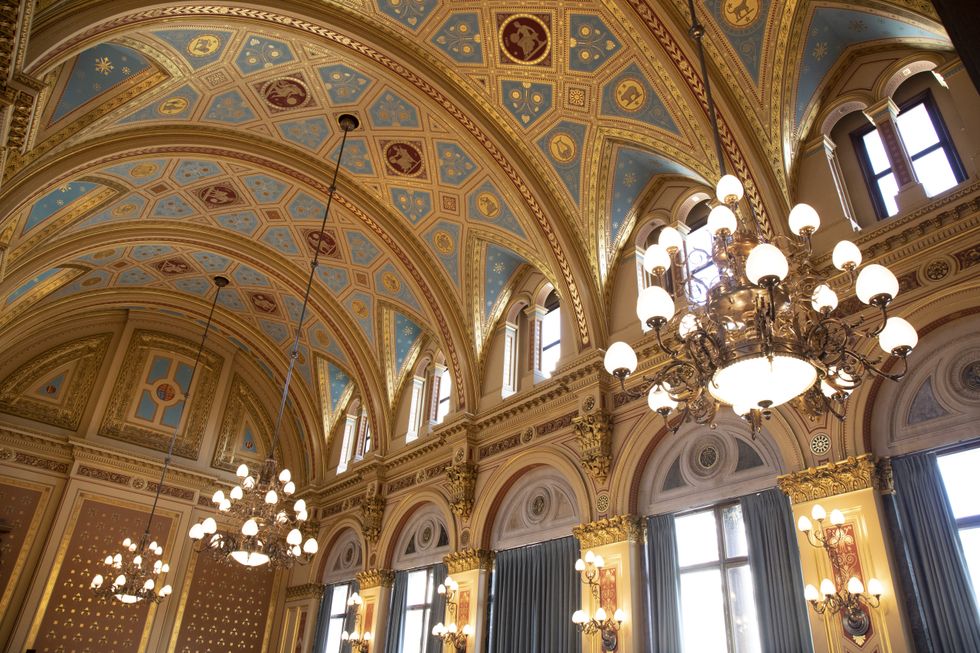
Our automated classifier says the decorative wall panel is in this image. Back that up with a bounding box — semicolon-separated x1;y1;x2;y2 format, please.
0;477;49;618
27;495;172;651
172;552;276;652
99;330;222;458
212;374;275;473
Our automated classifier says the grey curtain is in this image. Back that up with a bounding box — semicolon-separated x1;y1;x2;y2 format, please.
384;570;410;653
312;584;333;653
891;452;980;651
488;536;580;653
740;489;814;653
645;513;682;653
425;563;449;653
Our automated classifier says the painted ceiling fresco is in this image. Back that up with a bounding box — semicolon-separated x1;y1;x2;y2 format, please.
0;0;950;452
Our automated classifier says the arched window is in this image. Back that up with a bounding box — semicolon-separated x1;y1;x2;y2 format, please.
336;403;359;474
406;373;427;442
680;201;719;306
434;367;451;424
540;290;561;378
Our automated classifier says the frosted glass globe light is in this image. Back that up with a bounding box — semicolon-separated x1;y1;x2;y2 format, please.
856;264;899;305
287;528;302;545
572;610;587;624
230;485;243;500
820;578;836;596
716;174;744;204
278;468;291;483
242;518;259;537
294;498;307;513
614;609;626;623
648;384;677;415
636;285;675;326
811;284;838;313
212;490;225;504
202;517;217;534
829;509;845;525
879;317;918;354
236;463;249;478
797;515;813;532
788;203;820;236
804;584;820;601
643;244;671;274
265;489;278;505
832;240;862;271
867;578;884;597
658;226;684;254
604;341;638;375
847;577;865;595
745;243;789;285
678;313;698;339
707;205;737;236
595;607;608;622
303;538;319;554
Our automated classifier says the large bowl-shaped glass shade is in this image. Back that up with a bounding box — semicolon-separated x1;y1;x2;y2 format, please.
856;264;899;304
709;354;817;408
878;317;918;354
832;240;862;270
231;550;270;567
604;341;638;375
636;285;675;325
745;243;789;285
788;203;820;235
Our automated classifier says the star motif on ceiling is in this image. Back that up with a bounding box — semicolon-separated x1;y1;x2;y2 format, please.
94;56;114;75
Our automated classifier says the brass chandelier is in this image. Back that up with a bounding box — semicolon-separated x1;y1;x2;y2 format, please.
91;276;226;603
602;1;917;434
188;114;360;567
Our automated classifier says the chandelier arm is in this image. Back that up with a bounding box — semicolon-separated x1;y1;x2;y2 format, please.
270;117;357;460
140;279;225;550
851;350;909;382
867;303;890;337
653;324;680;360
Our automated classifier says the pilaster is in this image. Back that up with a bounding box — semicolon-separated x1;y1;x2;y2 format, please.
442;549;495;653
355;568;395;653
864;99;928;211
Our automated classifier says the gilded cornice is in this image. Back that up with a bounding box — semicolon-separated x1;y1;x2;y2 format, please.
356;568;395;590
286;583;326;601
573;515;645;548
68;439;219;492
777;454;892;504
444;549;495;574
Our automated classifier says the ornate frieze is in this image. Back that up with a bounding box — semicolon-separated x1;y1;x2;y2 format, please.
777;454;891;504
385;461;449;495
286;583;327;601
444;548;495;574
477;433;521;459
356;568;395;589
361;494;385;544
445;461;477;520
76;464;131;486
572;410;613;484
572;515;644;548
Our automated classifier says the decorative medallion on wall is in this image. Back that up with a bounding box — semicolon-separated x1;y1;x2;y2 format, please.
195;182;242;209
258;75;312;112
951;352;980;401
923;257;951;282
0;333;112;430
688;434;726;479
151;257;193;276
722;0;761;27
248;292;279;314
382;141;426;177
304;228;342;259
497;14;552;66
212;374;276;472
809;432;832;456
98;330;222;458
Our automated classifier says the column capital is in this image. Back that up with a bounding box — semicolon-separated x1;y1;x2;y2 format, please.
777;454;892;504
286;583;327;601
356;568;396;589
573;514;644;548
863;97;901;125
444;548;496;574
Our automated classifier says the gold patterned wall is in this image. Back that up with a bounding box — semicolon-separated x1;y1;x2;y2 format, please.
172;553;276;652
27;496;172;653
0;477;47;617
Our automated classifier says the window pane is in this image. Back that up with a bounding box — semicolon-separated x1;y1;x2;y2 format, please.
676;510;720;567
685;225;719;304
406;570;430;605
862;129;891;175
912;148;959;197
402;609;424;653
727;565;763;653
896;103;940;155
680;569;728;653
938;448;980;519
330;584;350;614
722;504;748;559
959;527;980;611
325;618;344;653
876;173;899;217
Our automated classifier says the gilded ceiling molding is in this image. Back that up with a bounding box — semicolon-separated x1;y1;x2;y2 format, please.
212;374;278;473
0;332;112;431
444;548;495;574
285;583;326;601
444;461;477;521
355;568;395;590
572;410;614;485
26;5;596;349
98;329;222;459
777;454;892;504
572;515;645;548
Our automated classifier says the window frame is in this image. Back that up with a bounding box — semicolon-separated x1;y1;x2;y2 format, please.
434;366;451;424
937;442;980;611
681;207;719;306
539;304;561;378
852;89;966;220
322;583;352;653
674;502;758;653
400;567;437;653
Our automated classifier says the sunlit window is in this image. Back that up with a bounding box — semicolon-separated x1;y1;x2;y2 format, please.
675;504;762;653
540;296;561;378
321;583;351;653
854;91;964;219
682;207;720;306
435;367;451;424
406;375;426;442
400;568;436;653
937;445;980;612
337;413;357;474
501;323;518;398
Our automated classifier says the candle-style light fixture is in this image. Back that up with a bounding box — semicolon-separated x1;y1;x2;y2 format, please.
797;503;846;551
804;576;884;638
602;0;916;437
188;114;360;567
572;550;626;651
341;592;373;652
431;575;474;651
91;276;227;603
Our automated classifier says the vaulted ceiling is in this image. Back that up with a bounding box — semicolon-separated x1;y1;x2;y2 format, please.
0;0;950;460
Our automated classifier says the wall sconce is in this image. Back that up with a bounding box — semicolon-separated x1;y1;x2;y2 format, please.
572;550;626;651
804;576;883;638
341;592;373;652
432;575;473;651
797;503;845;550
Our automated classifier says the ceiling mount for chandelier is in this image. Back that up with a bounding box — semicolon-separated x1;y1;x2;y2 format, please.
602;1;917;435
91;275;227;603
188;114;361;567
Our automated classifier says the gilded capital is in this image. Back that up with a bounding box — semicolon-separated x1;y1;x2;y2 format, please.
777;454;890;504
286;583;326;601
356;568;395;589
444;548;495;574
445;461;478;521
573;515;644;548
572;410;613;484
361;494;385;544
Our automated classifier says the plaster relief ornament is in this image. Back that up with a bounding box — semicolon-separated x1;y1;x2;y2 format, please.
498;14;552;65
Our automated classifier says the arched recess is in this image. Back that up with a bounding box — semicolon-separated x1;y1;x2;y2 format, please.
387;502;453;571
470;449;591;550
489;466;582;550
308;517;368;586
868;311;980;458
321;526;366;585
